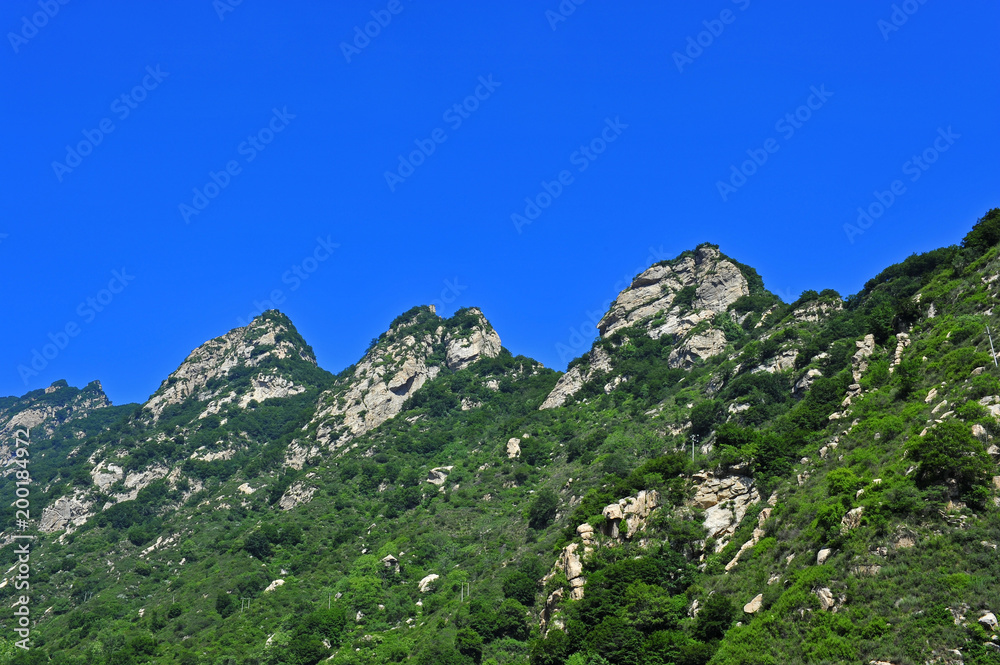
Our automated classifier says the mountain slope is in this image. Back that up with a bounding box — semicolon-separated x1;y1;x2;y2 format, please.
1;208;1000;665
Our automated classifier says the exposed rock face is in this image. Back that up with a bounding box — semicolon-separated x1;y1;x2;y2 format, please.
426;467;453;487
145;313;316;420
506;437;521;459
1;381;111;474
598;246;749;338
692;470;760;551
39;495;93;533
744;593;763;614
311;308;502;444
816;587;836;611
418;574;439;593
794;369;823;394
725;507;772;571
841;506;864;531
542;245;751;407
793;299;842;323
852;334;876;383
278;482;317;510
600;490;660;539
668;328;728;369
540;346;613;410
445;309;501;370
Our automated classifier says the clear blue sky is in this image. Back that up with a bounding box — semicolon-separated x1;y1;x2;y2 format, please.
2;0;997;405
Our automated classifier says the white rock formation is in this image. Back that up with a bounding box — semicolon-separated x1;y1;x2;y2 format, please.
691;470;760;551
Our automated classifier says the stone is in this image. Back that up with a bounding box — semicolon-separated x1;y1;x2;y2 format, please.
691;471;761;550
278;482;316;511
264;579;285;593
744;594;763;614
817;548;833;565
925;387;938;404
816;587;836;611
418;574;439;593
426;467;453;486
506;437;521;459
980;612;998;630
842;507;864;531
444;311;502;370
39;495;93;533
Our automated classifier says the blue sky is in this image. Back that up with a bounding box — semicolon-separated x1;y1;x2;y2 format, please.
2;0;997;405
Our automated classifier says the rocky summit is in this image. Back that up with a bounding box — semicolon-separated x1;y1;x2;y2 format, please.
3;209;1000;665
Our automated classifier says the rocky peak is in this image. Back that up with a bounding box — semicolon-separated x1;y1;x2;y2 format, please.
310;306;503;446
598;245;750;339
143;311;316;419
542;245;758;408
1;379;111;441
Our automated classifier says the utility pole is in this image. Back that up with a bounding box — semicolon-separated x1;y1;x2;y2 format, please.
988;326;998;367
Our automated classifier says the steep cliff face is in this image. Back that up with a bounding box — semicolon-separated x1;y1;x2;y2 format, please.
311;306;502;446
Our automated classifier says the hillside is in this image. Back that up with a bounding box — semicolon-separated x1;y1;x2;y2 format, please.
2;208;1000;665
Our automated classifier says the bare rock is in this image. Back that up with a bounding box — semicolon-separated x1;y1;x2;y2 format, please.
691;470;760;550
744;593;763;614
506;437;521;459
278;482;316;511
816;587;836;611
444;310;502;370
842;507;864;531
426;466;453;487
39;495;92;533
817;548;833;565
418;574;439;593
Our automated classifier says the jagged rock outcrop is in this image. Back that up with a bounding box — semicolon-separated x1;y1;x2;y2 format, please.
1;381;111;470
144;313;316;420
600;490;660;539
311;307;502;444
692;469;761;551
445;309;501;370
542;245;752;407
39;494;93;533
540;346;613;409
278;482;317;510
598;246;749;338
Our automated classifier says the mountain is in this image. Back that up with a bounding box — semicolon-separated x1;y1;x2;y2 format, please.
2;208;1000;665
